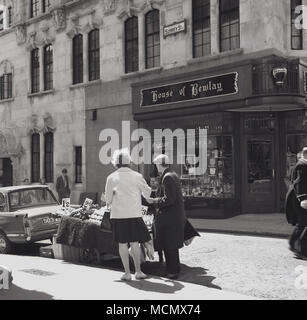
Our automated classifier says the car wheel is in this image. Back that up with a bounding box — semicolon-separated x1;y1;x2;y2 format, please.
0;231;12;254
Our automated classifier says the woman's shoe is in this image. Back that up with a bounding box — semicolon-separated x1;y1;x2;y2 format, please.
135;271;147;280
121;273;132;281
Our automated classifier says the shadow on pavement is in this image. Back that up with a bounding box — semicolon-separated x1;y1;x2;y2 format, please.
142;262;221;290
0;284;54;300
118;276;185;294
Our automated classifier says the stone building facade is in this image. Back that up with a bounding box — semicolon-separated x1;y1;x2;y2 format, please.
0;0;307;214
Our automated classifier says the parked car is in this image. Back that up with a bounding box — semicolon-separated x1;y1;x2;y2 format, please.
0;185;61;254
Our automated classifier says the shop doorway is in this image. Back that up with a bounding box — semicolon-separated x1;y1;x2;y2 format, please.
0;158;13;187
242;135;277;213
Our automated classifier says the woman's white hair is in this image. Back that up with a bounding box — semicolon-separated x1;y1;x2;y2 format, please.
111;148;131;167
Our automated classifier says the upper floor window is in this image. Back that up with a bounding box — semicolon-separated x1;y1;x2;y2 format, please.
42;0;51;13
31;0;40;18
125;16;139;73
8;6;12;27
145;9;160;69
72;34;83;84
31;133;40;183
31;48;40;93
220;0;240;52
291;0;303;50
88;29;100;81
44;44;53;90
44;132;54;183
0;10;3;31
0;73;12;100
192;0;211;58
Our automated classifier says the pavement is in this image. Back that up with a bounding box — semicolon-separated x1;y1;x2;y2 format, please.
190;213;293;238
0;253;257;300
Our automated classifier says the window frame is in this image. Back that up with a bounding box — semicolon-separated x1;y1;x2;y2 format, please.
31;133;40;183
88;29;100;81
75;146;82;184
43;44;53;91
0;73;12;100
219;0;240;53
42;0;51;13
72;34;83;84
31;48;40;94
30;0;40;18
44;132;54;183
125;16;139;74
145;9;161;69
192;0;211;58
291;0;303;50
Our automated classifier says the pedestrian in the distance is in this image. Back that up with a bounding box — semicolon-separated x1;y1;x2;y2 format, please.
147;154;186;279
56;168;71;204
286;147;307;259
105;148;154;281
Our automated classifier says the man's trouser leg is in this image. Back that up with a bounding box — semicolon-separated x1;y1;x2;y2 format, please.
164;248;180;275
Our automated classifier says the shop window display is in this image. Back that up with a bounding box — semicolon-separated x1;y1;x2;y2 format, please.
180;135;234;199
145;113;235;200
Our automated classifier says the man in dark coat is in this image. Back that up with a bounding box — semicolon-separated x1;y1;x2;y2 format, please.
285;148;307;258
56;168;71;204
148;154;186;279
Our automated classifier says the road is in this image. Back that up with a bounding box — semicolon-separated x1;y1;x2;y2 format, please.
1;233;307;300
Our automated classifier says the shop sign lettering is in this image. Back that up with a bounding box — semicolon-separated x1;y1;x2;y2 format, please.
140;72;239;107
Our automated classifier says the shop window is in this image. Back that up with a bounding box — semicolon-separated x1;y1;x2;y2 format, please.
30;0;40;18
75;146;82;183
147;113;235;200
72;34;83;84
31;48;40;93
44;44;53;91
291;0;303;50
192;0;211;58
0;73;12;100
219;0;240;52
88;29;100;81
44;132;54;183
145;9;160;69
31;133;40;183
125;16;139;73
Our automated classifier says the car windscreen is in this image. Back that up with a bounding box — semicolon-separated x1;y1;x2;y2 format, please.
9;189;58;211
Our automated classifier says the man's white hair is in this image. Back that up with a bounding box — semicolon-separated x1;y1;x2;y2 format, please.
111;148;131;167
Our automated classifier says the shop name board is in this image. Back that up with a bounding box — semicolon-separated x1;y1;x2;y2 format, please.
140;72;239;107
163;20;186;38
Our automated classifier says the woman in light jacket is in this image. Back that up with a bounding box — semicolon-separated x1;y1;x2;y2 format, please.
105;149;153;281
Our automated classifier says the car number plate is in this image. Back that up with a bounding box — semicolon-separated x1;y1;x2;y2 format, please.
42;217;60;225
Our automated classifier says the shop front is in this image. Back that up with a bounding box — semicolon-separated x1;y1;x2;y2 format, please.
132;55;307;217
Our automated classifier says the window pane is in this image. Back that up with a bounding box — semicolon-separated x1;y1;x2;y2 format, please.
31;48;40;93
145;10;160;69
31;134;40;183
73;34;83;84
88;29;100;81
44;133;54;183
193;0;211;58
125;17;139;73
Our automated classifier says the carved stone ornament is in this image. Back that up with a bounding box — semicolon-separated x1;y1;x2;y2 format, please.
83;10;103;33
15;24;27;45
0;60;13;75
39;25;56;46
26;31;38;51
43;113;56;133
102;0;117;15
66;15;81;38
52;7;66;32
118;0;140;20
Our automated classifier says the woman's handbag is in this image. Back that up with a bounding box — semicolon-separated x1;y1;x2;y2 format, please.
101;210;111;231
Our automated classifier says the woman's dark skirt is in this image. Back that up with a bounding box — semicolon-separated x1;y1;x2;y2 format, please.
111;217;151;244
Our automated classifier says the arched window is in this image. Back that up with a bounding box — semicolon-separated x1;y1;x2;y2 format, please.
145;9;160;69
72;34;83;84
44;44;53;90
125;16;139;73
31;48;40;93
192;0;211;58
44;132;54;183
31;133;40;183
0;60;13;100
88;29;100;81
